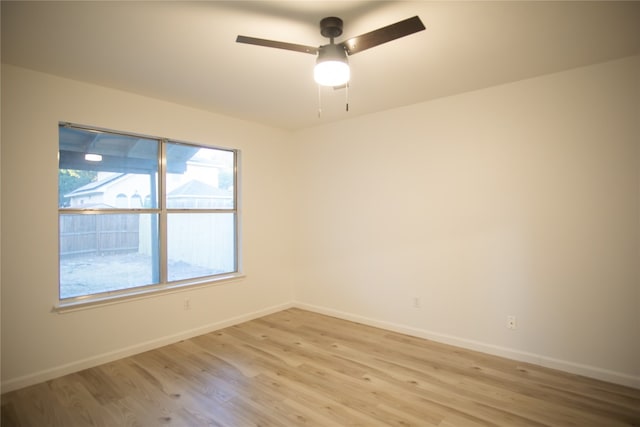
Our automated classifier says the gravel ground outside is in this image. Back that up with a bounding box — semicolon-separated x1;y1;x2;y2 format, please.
59;253;219;298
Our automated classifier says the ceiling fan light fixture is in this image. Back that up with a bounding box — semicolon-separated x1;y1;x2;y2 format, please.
314;44;350;87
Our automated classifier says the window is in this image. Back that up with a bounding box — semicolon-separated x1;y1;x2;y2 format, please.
58;123;239;303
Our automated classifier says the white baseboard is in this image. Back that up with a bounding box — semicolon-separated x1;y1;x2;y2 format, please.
4;300;638;393
1;302;294;393
293;302;640;390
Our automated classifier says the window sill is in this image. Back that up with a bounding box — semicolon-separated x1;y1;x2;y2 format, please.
52;273;245;314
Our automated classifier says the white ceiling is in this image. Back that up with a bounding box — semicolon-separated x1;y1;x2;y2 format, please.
2;1;639;130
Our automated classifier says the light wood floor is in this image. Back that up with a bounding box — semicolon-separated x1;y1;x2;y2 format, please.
2;308;639;426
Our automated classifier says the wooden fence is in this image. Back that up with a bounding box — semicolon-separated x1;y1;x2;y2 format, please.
60;213;235;275
59;214;140;257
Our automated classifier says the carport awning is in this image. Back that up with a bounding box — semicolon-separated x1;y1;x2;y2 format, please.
58;125;197;174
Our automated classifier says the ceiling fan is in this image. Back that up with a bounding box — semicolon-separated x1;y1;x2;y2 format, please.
236;15;426;88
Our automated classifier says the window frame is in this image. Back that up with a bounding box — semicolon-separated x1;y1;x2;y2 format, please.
55;123;242;312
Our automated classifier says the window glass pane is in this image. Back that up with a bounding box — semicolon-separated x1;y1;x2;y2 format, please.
166;143;234;209
167;213;236;282
59;213;160;298
59;126;159;209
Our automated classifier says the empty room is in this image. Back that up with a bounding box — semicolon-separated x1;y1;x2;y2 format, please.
1;1;639;426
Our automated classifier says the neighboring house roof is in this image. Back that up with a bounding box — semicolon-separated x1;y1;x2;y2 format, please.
168;179;231;197
66;175;229;205
65;173;125;198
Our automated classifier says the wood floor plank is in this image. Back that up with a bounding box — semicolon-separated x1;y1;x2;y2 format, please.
2;308;639;426
254;369;386;426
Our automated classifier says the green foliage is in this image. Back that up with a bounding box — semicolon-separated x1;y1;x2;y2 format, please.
59;169;96;207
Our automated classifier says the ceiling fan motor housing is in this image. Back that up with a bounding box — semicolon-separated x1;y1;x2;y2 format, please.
320;17;344;39
317;43;348;62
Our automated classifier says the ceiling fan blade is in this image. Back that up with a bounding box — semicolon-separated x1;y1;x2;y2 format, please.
339;16;425;55
236;35;318;55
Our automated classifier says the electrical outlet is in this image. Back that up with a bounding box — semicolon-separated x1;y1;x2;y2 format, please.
184;298;191;311
507;315;517;329
413;297;421;308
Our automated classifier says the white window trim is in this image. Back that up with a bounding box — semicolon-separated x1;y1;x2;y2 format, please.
53;273;246;314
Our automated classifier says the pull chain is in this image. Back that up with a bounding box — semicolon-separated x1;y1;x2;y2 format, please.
345;82;349;112
317;83;350;117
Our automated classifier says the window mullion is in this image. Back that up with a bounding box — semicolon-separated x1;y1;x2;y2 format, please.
159;139;168;285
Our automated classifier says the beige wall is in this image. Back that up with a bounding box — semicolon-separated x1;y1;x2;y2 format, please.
0;65;296;391
292;55;640;387
2;55;639;391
